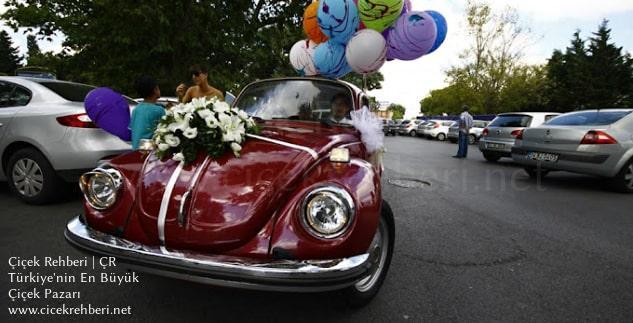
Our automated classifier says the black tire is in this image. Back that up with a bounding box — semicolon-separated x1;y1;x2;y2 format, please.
483;152;501;162
468;134;476;145
437;133;446;141
7;147;64;204
409;130;417;137
611;159;633;193
524;166;550;179
344;200;395;307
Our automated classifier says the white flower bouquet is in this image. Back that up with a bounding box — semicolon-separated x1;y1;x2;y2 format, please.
153;97;259;164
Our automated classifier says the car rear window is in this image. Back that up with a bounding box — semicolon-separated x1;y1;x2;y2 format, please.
489;115;532;127
545;111;632;126
38;82;95;102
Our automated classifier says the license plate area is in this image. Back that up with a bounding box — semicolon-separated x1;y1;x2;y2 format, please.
487;143;505;149
527;152;559;162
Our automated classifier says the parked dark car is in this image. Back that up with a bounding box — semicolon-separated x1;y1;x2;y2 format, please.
382;119;398;136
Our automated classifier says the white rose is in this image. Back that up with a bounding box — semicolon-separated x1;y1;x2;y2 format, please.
158;143;169;151
237;110;249;120
213;101;230;113
197;108;213;119
172;152;185;162
231;142;242;157
165;134;181;147
191;97;206;109
183;127;198;139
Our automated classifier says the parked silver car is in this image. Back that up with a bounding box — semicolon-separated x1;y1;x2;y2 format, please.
479;112;560;162
398;119;423;136
448;120;489;144
419;120;455;141
511;109;633;193
0;77;132;204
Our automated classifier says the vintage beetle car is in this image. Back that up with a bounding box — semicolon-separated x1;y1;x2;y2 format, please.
65;77;395;306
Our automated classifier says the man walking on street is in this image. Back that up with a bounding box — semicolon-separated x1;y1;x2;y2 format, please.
453;105;474;158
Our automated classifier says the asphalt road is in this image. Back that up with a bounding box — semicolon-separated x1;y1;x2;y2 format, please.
1;136;632;322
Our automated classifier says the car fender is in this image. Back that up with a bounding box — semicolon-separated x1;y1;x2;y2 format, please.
267;156;381;260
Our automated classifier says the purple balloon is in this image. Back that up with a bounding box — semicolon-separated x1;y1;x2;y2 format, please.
386;11;437;61
84;88;131;141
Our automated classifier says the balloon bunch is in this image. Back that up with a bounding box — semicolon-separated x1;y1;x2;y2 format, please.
290;0;447;79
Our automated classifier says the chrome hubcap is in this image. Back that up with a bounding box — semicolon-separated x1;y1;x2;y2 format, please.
625;164;633;189
355;217;388;292
12;158;44;197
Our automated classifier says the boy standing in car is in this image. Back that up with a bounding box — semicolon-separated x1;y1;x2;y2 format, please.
130;75;166;150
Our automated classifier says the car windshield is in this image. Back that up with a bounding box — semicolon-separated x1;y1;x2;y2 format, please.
489;114;532;127
235;80;353;124
545;110;632;126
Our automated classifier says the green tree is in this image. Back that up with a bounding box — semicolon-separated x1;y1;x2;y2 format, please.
1;1;309;95
388;103;405;120
0;30;22;74
546;21;633;110
342;72;384;91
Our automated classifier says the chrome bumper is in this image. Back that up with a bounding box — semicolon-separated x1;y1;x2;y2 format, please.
65;217;371;292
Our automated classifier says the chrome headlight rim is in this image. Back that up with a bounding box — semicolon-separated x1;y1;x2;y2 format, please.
79;167;123;210
301;185;356;239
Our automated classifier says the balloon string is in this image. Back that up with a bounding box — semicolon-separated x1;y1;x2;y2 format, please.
363;73;368;92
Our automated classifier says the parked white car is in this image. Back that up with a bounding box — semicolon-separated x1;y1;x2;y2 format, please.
0;77;132;204
420;120;456;141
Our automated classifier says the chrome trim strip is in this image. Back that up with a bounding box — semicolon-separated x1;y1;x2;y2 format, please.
246;134;318;159
178;156;210;226
65;217;370;292
158;161;184;246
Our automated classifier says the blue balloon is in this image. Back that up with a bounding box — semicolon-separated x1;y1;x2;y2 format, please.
318;0;359;45
426;10;447;54
313;40;352;79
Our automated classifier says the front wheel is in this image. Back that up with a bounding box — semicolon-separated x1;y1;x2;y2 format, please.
344;200;395;307
437;133;446;141
468;134;477;145
409;130;417;137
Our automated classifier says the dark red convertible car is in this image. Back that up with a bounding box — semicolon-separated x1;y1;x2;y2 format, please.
65;77;395;306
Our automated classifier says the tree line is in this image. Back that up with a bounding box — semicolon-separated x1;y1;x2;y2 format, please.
0;0;383;97
420;1;633;116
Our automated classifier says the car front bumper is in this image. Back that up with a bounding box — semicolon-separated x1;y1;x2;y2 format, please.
65;217;372;293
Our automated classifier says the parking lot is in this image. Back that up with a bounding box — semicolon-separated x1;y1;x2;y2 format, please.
1;136;632;322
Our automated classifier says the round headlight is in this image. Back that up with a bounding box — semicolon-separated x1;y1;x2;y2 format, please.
79;168;122;210
302;186;355;239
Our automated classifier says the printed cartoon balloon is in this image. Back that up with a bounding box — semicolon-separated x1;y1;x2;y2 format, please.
317;0;359;44
84;88;131;141
426;10;447;54
358;0;404;32
386;11;437;61
313;40;352;79
290;40;319;76
303;1;328;44
346;29;387;74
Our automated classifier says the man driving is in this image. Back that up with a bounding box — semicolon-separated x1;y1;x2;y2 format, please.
330;93;352;124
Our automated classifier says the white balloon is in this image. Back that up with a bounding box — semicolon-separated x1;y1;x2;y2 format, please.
345;29;387;74
289;40;318;76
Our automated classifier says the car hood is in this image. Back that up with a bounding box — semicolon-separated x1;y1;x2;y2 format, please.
135;122;360;252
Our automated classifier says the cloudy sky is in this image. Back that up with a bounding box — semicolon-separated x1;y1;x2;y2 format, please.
2;0;633;117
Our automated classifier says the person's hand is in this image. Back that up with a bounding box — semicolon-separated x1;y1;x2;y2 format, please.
176;83;187;97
